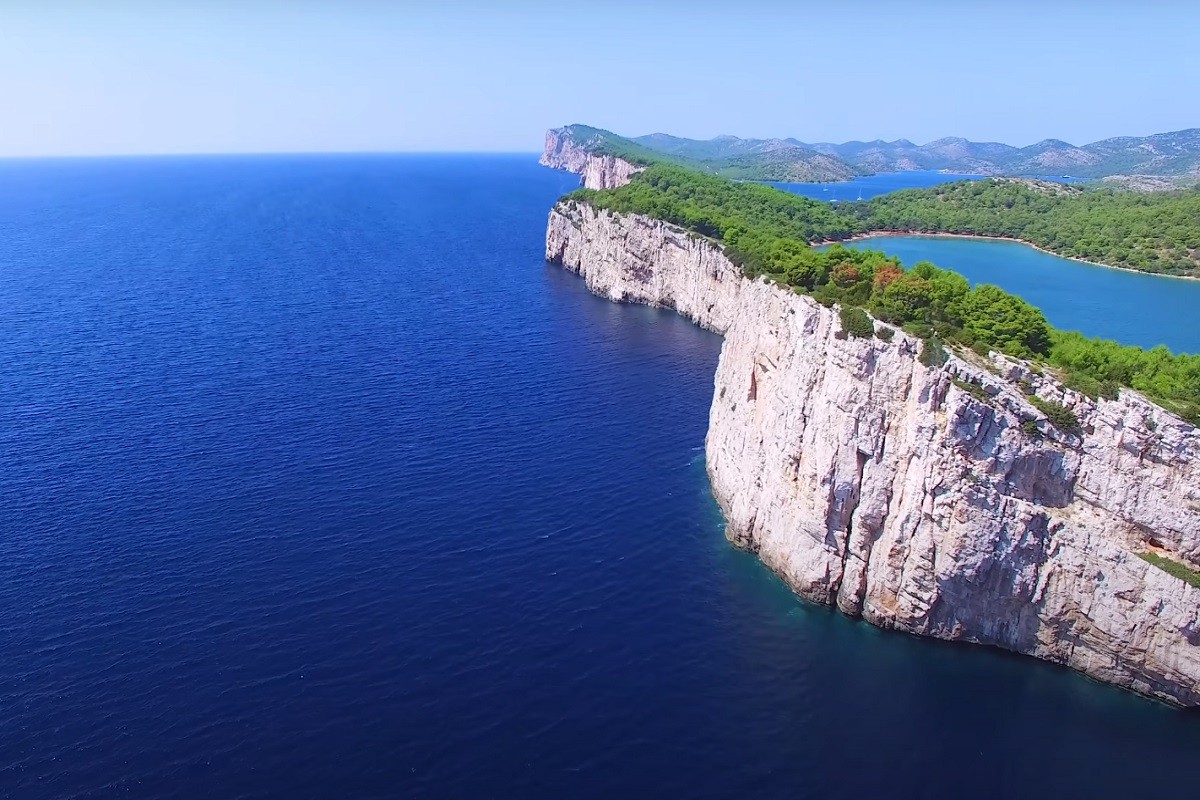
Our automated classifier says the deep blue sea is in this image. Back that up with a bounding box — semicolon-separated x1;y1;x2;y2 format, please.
3;155;1199;800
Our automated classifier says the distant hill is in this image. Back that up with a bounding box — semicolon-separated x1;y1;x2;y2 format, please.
549;124;856;182
551;124;1200;184
799;130;1200;179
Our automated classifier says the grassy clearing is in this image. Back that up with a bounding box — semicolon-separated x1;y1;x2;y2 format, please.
1138;552;1200;589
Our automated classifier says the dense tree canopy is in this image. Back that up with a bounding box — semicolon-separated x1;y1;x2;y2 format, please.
571;165;859;266
852;178;1200;276
568;167;1200;422
1046;332;1200;421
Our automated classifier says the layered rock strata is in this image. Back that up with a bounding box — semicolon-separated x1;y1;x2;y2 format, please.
547;199;1200;706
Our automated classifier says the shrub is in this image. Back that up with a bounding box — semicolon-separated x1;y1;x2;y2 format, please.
902;321;934;339
952;377;991;403
1021;419;1042;437
1030;396;1082;436
839;306;874;339
875;326;895;342
920;337;949;368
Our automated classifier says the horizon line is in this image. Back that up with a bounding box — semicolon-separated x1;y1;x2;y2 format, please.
0;149;545;162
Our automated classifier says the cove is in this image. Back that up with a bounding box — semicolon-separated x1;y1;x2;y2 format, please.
822;234;1200;353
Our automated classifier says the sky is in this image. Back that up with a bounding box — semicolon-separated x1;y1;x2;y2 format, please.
2;0;1198;157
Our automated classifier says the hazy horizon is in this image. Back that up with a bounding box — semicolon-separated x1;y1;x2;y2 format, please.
3;0;1198;158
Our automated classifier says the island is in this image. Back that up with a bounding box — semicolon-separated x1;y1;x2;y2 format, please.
542;123;1200;188
542;130;1200;706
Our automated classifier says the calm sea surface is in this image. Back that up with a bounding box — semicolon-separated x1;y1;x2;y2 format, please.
773;170;1085;202
771;170;984;201
2;155;1198;800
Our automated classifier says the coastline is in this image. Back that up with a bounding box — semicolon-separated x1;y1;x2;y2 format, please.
814;230;1200;283
547;201;1200;707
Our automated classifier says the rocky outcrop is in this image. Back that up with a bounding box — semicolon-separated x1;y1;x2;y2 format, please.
540;127;642;190
1101;173;1197;192
547;200;1200;706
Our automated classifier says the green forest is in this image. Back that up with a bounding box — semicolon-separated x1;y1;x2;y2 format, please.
856;179;1200;276
568;166;1200;423
571;164;856;251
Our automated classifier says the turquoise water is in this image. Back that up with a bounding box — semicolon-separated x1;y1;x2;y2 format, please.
826;235;1200;353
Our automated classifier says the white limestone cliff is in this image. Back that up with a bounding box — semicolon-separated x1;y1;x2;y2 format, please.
540;128;643;190
547;200;1200;706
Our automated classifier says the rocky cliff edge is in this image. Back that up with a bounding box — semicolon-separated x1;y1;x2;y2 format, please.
547;199;1200;706
539;127;643;190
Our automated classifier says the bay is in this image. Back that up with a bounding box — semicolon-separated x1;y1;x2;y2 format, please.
770;169;984;201
828;234;1200;352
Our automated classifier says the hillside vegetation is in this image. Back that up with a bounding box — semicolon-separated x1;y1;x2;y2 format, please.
808;129;1200;179
855;179;1200;275
563;125;681;168
557;123;1200;182
573;164;857;249
556;125;856;182
569;166;1200;422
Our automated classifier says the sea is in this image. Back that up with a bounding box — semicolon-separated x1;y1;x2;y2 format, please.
2;155;1198;800
771;169;1086;202
770;170;984;201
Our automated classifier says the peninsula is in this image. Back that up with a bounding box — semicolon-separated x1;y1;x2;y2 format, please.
542;130;1200;705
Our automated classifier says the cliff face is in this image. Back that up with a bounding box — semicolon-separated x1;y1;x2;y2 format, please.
539;128;643;190
547;200;1200;706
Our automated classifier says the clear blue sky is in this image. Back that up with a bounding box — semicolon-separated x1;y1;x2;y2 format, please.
3;0;1197;156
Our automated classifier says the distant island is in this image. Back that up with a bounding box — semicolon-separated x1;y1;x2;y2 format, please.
543;123;1200;186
